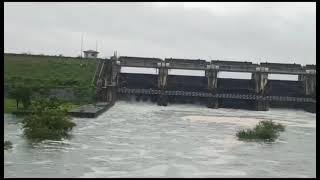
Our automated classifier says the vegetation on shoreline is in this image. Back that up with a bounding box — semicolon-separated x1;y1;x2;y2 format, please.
9;86;32;110
236;120;285;142
22;98;76;141
4;53;97;83
4;141;13;150
4;53;97;105
4;98;81;114
4;54;96;141
4;99;21;113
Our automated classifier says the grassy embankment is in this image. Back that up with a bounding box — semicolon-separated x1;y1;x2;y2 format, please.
4;53;99;113
4;98;20;113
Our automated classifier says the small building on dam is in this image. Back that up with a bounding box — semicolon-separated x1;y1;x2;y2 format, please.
83;50;99;58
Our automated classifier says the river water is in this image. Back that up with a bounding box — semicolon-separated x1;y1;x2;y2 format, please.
4;100;316;178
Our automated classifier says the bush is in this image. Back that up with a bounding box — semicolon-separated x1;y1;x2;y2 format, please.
22;98;76;141
236;120;285;142
9;86;32;109
4;141;13;150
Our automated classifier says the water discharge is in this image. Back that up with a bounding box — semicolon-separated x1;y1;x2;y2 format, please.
4;101;316;178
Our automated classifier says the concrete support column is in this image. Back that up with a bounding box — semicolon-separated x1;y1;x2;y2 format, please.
303;102;316;113
205;65;219;92
252;67;269;111
299;70;316;97
206;64;219;108
207;98;219;109
106;86;116;102
252;67;269;95
157;62;169;106
255;100;269;111
298;74;304;81
157;62;169;90
103;56;121;103
95;58;108;102
157;94;168;106
111;63;121;86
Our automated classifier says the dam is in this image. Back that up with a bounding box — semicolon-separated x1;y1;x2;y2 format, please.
72;54;316;117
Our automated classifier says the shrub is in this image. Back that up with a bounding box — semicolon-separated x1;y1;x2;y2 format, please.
236;120;285;142
4;141;12;150
9;86;32;109
22;98;76;141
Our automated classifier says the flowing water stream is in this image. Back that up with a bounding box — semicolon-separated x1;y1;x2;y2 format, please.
4;100;316;177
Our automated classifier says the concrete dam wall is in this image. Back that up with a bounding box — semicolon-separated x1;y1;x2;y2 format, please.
92;55;316;114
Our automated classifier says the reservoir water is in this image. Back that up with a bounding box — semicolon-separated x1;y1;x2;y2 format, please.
4;100;316;178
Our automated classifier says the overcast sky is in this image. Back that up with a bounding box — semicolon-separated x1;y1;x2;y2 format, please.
4;2;316;64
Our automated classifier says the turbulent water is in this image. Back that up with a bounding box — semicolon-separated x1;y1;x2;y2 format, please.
4;100;316;178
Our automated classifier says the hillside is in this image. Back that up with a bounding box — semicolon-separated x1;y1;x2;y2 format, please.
4;53;100;104
4;53;98;85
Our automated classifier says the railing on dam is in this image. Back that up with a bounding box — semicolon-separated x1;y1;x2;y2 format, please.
118;56;316;75
118;88;316;103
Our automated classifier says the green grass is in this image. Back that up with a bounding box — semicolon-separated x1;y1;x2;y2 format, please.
4;53;98;84
59;102;81;111
4;53;98;105
4;98;21;113
4;98;81;114
236;120;285;142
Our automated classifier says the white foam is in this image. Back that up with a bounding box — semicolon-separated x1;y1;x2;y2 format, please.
77;125;97;131
265;160;280;164
182;115;261;128
223;135;244;148
131;164;169;177
30;160;53;165
81;144;89;149
196;146;224;157
192;169;247;177
276;139;288;144
183;114;316;130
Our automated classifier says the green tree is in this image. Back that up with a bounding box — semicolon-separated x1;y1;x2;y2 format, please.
22;98;76;141
9;86;32;109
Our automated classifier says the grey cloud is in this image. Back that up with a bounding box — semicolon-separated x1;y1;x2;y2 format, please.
4;2;316;65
